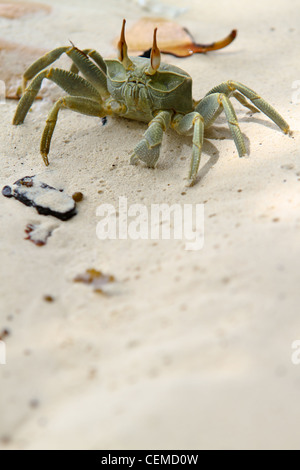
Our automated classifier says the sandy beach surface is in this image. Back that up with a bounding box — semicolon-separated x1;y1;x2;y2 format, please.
0;0;300;450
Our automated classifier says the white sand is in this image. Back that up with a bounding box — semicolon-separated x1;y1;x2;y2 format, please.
0;0;300;450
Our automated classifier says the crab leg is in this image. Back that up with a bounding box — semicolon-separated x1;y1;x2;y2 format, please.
203;80;290;134
172;112;204;186
18;45;109;97
66;47;109;97
40;96;105;166
231;91;260;113
20;46;69;92
130;111;172;168
70;49;107;76
197;93;247;158
13;68;101;125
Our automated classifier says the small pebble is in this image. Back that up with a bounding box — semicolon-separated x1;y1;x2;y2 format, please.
72;192;84;202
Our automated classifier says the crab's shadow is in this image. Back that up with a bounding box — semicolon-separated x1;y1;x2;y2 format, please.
160;110;281;183
160;118;253;184
216;110;284;135
205;125;250;154
92;111;276;183
159;131;219;183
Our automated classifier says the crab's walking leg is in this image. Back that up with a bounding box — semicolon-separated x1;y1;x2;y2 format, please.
66;47;109;97
18;46;109;97
13;69;101;125
172;112;204;186
203;80;290;134
20;46;69;93
231;92;260;113
130;111;172;168
40;96;105;166
197;93;247;158
70;49;107;76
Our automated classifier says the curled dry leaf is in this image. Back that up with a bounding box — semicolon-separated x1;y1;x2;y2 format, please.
114;18;237;57
0;1;51;19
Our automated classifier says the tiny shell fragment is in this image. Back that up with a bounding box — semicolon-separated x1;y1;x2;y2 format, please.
25;222;58;246
0;1;51;19
2;176;77;221
74;269;115;294
114;18;237;57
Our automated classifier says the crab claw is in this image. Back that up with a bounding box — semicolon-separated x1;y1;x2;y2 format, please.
146;28;161;75
117;19;133;70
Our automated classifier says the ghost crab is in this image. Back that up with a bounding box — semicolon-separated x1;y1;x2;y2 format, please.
13;20;290;186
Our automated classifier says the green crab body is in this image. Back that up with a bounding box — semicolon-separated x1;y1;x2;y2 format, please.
106;57;193;122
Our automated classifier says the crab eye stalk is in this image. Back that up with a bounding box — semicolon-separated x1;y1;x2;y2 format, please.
117;19;133;70
146;28;161;75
